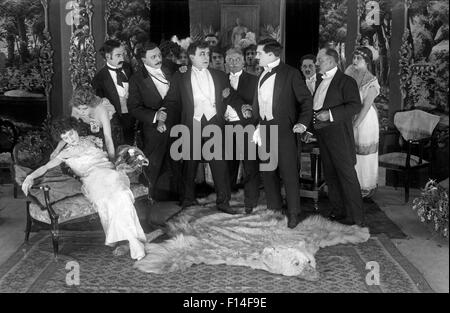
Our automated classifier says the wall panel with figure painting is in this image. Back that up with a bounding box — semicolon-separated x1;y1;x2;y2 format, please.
189;0;281;48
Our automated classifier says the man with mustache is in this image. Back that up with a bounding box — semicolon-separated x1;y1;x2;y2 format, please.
299;54;318;96
92;39;135;145
127;41;181;202
164;40;246;214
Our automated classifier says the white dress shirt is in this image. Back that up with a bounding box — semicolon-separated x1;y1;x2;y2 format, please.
107;62;129;114
144;64;169;99
191;67;216;121
313;66;338;121
229;70;242;90
257;58;280;121
305;73;317;95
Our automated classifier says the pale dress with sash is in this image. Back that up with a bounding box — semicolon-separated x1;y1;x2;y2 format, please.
346;66;381;197
56;136;146;259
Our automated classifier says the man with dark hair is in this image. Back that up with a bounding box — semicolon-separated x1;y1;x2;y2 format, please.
243;44;261;76
299;54;318;95
209;46;225;72
127;41;181;202
252;38;313;228
204;33;219;47
92;39;135;145
164;40;246;214
92;39;135;148
224;47;259;212
159;40;181;75
313;48;364;226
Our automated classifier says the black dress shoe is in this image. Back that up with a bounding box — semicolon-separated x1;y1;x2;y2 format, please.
180;199;199;209
355;220;367;228
329;213;346;221
337;218;356;226
287;214;300;229
245;206;254;214
216;205;241;215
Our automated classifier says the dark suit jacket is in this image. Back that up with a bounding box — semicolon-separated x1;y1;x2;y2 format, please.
127;66;173;155
252;62;313;130
91;62;133;115
164;67;245;129
127;65;172;126
232;71;258;123
313;69;362;164
313;69;362;127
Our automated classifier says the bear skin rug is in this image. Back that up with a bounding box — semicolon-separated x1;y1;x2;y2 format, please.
134;201;370;281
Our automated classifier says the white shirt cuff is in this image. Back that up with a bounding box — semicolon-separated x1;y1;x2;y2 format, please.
298;123;307;132
153;113;157;124
329;109;334;122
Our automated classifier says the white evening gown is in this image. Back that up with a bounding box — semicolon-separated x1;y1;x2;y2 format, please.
56;136;146;260
354;78;380;197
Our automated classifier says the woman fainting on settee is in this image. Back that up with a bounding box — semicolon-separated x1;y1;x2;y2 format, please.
50;86;124;161
21;117;147;260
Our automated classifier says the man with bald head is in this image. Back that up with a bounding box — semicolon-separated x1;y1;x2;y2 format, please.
313;48;364;226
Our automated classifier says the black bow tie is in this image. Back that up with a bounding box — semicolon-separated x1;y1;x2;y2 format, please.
259;65;279;88
108;66;128;87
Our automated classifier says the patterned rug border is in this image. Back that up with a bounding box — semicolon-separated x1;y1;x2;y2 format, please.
374;234;434;293
0;231;435;293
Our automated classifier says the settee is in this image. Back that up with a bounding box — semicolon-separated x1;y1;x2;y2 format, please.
12;128;149;259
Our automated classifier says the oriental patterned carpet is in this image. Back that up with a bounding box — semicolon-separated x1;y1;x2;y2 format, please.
0;231;433;293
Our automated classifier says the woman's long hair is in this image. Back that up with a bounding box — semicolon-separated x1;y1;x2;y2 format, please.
69;86;101;108
50;117;80;142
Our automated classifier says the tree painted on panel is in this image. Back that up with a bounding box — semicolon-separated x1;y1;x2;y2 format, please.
319;0;348;69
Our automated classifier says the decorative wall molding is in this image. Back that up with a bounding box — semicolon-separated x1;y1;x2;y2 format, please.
68;0;97;90
40;0;55;120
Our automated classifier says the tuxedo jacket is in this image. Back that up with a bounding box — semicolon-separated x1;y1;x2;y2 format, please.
232;71;258;123
252;62;312;131
91;62;133;115
313;69;362;164
313;69;362;127
164;67;245;129
127;65;172;126
127;65;173;153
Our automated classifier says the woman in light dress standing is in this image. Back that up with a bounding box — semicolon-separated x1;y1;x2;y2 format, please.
345;46;380;198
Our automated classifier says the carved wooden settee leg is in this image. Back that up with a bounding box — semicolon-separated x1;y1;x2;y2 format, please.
25;201;32;243
49;207;60;260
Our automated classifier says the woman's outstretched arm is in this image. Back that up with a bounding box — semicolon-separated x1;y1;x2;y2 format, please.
49;140;67;159
21;157;63;195
97;106;115;160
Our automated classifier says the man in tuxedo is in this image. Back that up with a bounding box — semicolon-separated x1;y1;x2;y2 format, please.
127;41;181;201
92;39;135;145
164;40;245;213
224;47;260;213
299;54;318;96
313;48;364;226
252;39;313;228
